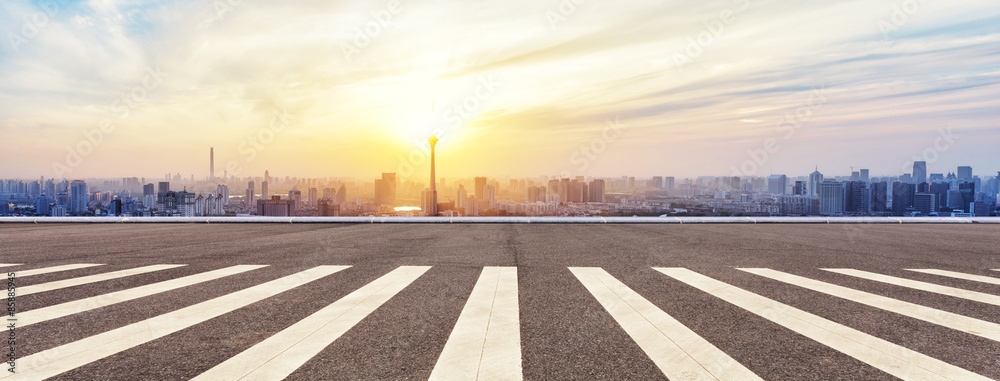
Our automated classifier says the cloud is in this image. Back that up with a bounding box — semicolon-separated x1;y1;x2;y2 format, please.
0;0;998;179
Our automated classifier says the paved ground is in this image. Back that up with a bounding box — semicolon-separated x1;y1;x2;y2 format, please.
2;223;1000;380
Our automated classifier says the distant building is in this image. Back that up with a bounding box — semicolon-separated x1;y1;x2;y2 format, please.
70;180;88;214
912;161;927;184
475;177;488;200
257;196;296;217
958;166;972;181
818;181;845;215
808;168;823;197
913;193;938;215
288;188;302;209
892;182;916;215
792;181;807;196
374;173;396;206
317;198;340;216
768;174;788;195
308;187;318;208
35;195;51;216
588;179;605;203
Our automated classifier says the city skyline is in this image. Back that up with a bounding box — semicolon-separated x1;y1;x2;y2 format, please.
1;1;998;179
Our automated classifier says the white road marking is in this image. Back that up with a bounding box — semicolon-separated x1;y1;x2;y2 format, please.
572;267;761;381
906;269;1000;286
824;268;1000;306
3;266;348;381
192;266;429;381
0;264;22;268
657;267;992;381
19;265;268;327
739;268;1000;342
430;267;521;381
19;264;187;296
15;264;103;277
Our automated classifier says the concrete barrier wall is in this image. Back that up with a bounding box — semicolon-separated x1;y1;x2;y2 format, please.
1;217;999;224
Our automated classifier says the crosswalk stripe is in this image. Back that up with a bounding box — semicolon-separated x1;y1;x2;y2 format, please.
2;266;349;381
15;264;103;277
19;264;187;296
18;265;268;327
657;268;992;381
192;266;428;381
906;269;1000;286
0;264;22;268
573;267;761;381
824;268;1000;307
739;268;1000;342
430;267;521;381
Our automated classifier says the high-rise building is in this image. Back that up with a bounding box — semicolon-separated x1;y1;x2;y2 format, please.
70;180;88;214
844;181;870;214
818;181;845;215
374;173;397;206
246;181;255;205
664;177;675;191
36;195;51;216
958;166;972;181
768;174;788;195
308;188;318;207
317;198;339;216
651;176;663;189
337;184;347;203
475;177;488;200
457;185;469;209
929;182;950;211
913;193;938;215
860;169;870;182
808;168;823;197
792;181;807;196
892;182;916;215
912;161;927;184
261;181;269;200
588;179;606;202
288;188;302;209
158;181;170;193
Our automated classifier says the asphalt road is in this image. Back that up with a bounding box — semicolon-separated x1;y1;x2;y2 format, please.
2;223;999;380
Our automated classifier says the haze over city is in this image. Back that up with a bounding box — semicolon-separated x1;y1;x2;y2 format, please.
2;0;998;180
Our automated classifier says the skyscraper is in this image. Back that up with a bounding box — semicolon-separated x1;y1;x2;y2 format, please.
860;169;870;183
374;173;397;206
958;166;972;181
892;182;916;215
818;181;844;215
308;188;318;208
474;177;488;200
70;180;88;214
912;161;927;184
808;167;823;197
588;179;606;202
261;181;269;200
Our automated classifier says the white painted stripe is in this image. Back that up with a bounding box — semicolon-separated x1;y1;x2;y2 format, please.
430;267;521;381
15;264;103;277
657;268;991;381
572;267;760;381
3;266;348;381
19;264;187;296
192;266;428;381
906;269;1000;286
824;268;1000;307
19;265;268;327
0;264;22;268
739;268;1000;342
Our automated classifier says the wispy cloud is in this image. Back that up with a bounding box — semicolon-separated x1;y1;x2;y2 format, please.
1;0;998;179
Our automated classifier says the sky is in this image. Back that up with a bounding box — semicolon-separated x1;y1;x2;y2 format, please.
1;0;998;182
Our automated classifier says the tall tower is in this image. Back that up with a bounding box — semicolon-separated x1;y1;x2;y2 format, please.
210;147;215;180
428;134;439;216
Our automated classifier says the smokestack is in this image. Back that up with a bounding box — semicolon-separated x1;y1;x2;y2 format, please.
210;147;215;180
